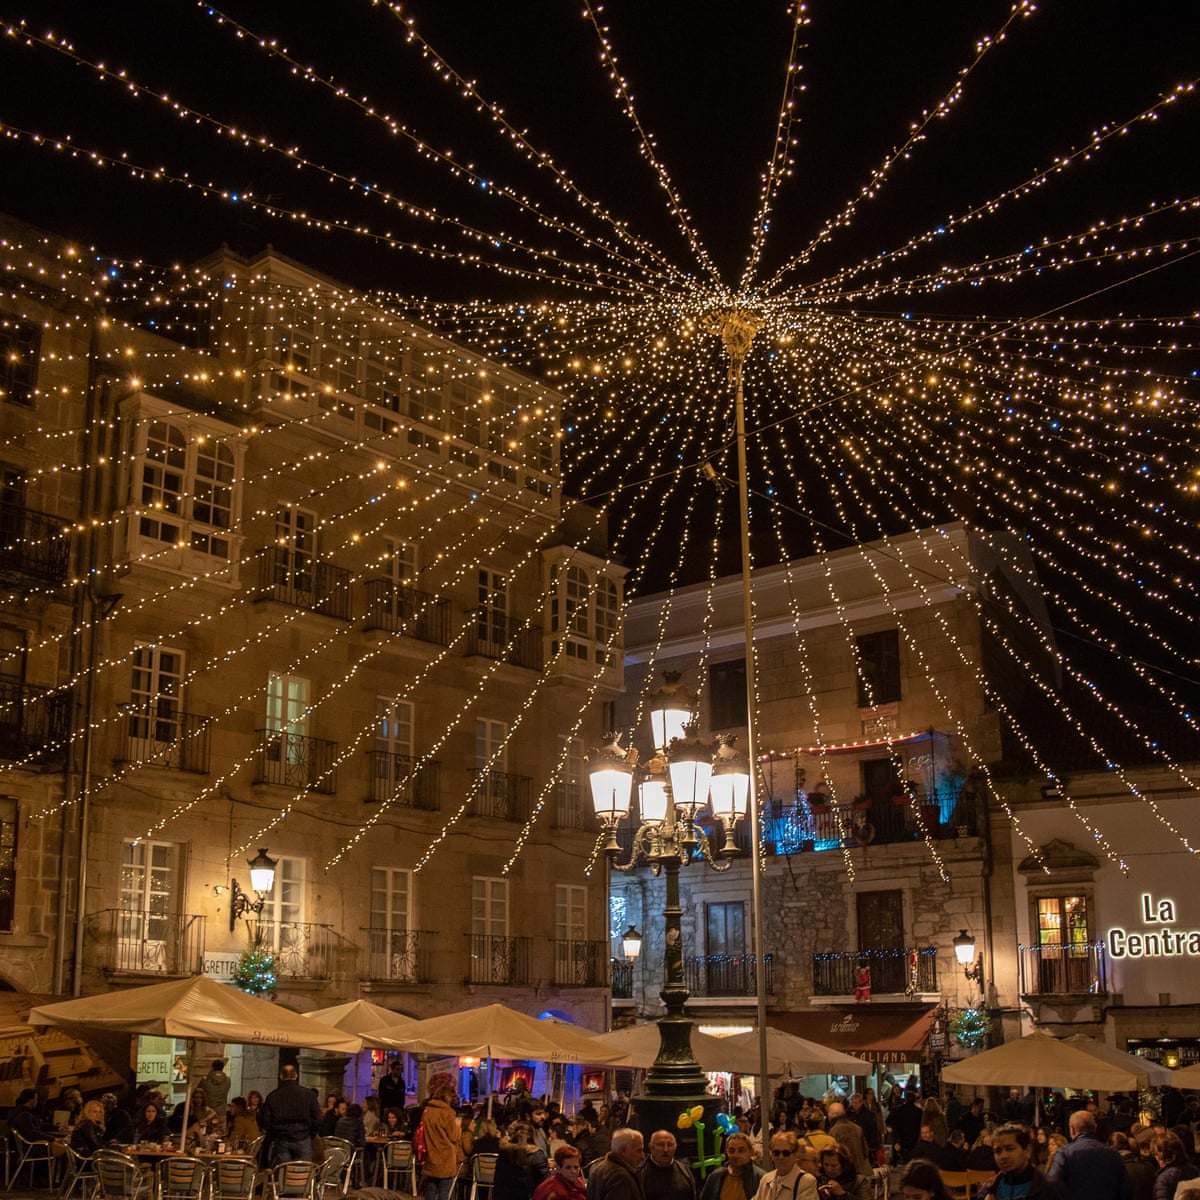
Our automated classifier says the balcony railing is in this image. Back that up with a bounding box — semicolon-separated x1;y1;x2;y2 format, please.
464;612;544;670
121;706;211;773
553;939;609;987
469;769;532;821
362;927;435;984
255;547;353;620
467;934;531;986
763;788;980;855
685;953;775;997
366;752;440;809
611;958;634;1000
0;680;71;764
254;730;337;793
246;920;335;980
1018;943;1108;996
85;908;206;976
0;504;70;584
362;579;452;645
812;947;939;995
554;782;591;831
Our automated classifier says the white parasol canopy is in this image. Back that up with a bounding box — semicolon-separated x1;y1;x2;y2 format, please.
1063;1034;1175;1087
722;1026;875;1077
941;1031;1150;1090
589;1022;775;1073
307;999;417;1049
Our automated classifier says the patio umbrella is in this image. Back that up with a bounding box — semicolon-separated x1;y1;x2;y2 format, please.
1172;1062;1200;1085
722;1027;874;1077
589;1022;781;1074
31;975;363;1148
1063;1035;1175;1087
941;1031;1149;1090
307;1000;417;1048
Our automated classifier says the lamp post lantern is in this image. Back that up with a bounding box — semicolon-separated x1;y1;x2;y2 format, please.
587;676;750;1146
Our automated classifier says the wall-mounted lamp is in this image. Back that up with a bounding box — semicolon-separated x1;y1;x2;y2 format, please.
953;929;985;990
621;925;643;961
228;847;278;932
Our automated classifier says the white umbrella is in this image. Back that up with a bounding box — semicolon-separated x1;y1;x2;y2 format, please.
723;1027;874;1077
308;1000;417;1048
1064;1035;1174;1087
32;975;362;1149
942;1031;1148;1090
590;1022;780;1074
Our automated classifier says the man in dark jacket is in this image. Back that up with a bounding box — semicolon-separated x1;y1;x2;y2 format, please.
260;1065;323;1164
588;1129;646;1200
977;1123;1067;1200
639;1131;695;1200
1045;1110;1130;1200
698;1133;763;1200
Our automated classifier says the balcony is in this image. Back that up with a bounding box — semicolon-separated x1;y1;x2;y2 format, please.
812;946;939;996
365;752;440;809
467;933;531;985
611;958;634;1000
246;920;335;981
363;579;452;645
120;706;211;773
685;953;775;998
254;730;337;794
362;928;435;984
0;504;70;584
0;680;71;765
1018;943;1108;996
255;547;352;620
553;939;609;987
763;788;980;855
469;769;532;821
464;612;544;670
85;908;206;977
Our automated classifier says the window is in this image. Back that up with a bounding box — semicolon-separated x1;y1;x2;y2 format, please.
709;660;747;729
377;696;413;758
370;866;416;981
274;506;317;594
557;735;585;828
407;353;443;428
550;564;589;660
470;875;513;982
856;629;902;706
705;900;747;995
477;569;508;651
0;796;16;932
447;368;483;446
120;840;180;972
129;645;184;750
278;303;315;375
1033;894;1094;992
555;883;589;985
126;414;242;565
266;672;310;767
476;718;507;771
595;577;620;665
0;321;40;408
384;537;418;584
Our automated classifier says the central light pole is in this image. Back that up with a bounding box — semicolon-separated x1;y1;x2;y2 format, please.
587;672;750;1146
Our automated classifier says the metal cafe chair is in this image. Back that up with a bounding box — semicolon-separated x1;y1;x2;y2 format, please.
156;1155;209;1200
211;1158;258;1200
60;1145;100;1200
267;1159;320;1200
320;1138;359;1194
315;1149;350;1200
92;1150;154;1200
10;1130;61;1190
468;1153;499;1200
381;1140;417;1195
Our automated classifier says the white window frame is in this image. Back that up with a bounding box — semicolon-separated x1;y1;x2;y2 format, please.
129;645;185;753
119;839;181;972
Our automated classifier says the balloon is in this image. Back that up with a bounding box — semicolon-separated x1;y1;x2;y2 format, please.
677;1112;694;1129
690;1105;705;1121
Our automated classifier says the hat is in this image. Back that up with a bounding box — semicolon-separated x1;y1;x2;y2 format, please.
16;1087;38;1106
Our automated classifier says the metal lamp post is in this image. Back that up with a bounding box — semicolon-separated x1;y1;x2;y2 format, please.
587;672;750;1144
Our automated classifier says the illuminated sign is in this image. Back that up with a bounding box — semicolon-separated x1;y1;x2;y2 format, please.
1109;894;1200;959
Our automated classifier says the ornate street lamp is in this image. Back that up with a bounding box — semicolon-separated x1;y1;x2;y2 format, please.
228;847;278;932
953;928;985;994
587;679;750;1142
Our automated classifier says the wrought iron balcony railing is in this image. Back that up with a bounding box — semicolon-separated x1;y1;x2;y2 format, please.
1018;942;1108;996
245;920;336;980
85;908;206;976
0;504;70;584
362;579;452;645
121;706;212;773
464;612;543;670
255;547;353;620
811;946;939;995
553;939;609;987
553;782;591;831
685;953;775;997
362;927;435;984
254;729;337;794
467;933;531;986
366;752;440;809
469;768;532;821
0;680;71;764
610;958;634;1000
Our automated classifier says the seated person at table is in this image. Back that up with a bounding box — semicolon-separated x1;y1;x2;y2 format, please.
103;1094;134;1145
11;1088;68;1160
72;1100;110;1156
362;1097;381;1138
335;1102;367;1149
133;1101;170;1144
227;1097;261;1148
382;1107;409;1138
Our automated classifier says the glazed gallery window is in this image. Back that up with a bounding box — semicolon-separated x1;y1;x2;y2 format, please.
856;629;902;707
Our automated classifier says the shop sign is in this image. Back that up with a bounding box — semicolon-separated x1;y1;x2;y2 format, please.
203;951;242;981
1109;894;1200;959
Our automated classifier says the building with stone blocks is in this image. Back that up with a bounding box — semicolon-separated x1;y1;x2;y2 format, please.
610;524;1059;1086
0;216;623;1099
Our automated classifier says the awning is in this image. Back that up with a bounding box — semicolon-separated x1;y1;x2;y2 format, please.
769;1006;937;1066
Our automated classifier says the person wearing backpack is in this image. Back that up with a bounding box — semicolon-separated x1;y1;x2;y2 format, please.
419;1086;463;1200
